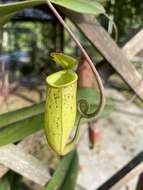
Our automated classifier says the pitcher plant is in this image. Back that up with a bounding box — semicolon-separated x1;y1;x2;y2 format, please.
45;53;80;155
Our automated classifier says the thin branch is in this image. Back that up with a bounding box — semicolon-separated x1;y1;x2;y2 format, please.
46;0;105;119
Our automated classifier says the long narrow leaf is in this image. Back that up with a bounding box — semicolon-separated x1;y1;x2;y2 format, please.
0;171;20;190
51;0;105;15
60;151;79;190
0;113;43;146
0;13;14;27
0;102;44;127
0;0;45;17
0;177;10;190
44;150;75;190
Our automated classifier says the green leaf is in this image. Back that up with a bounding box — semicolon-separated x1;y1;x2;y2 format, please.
0;171;21;190
0;102;44;127
51;53;78;69
0;0;105;17
0;0;45;17
5;171;23;190
77;87;100;104
44;150;76;190
0;0;46;26
60;151;79;190
0;113;43;146
0;102;44;146
0;13;14;27
51;0;105;15
0;177;10;190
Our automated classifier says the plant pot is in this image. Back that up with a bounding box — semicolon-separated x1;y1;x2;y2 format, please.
45;70;78;154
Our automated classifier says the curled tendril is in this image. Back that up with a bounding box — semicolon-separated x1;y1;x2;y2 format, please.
78;99;101;119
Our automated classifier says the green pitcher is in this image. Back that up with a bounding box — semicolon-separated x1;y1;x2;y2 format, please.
45;53;78;155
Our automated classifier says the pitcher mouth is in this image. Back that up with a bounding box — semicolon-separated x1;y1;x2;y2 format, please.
46;70;78;88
